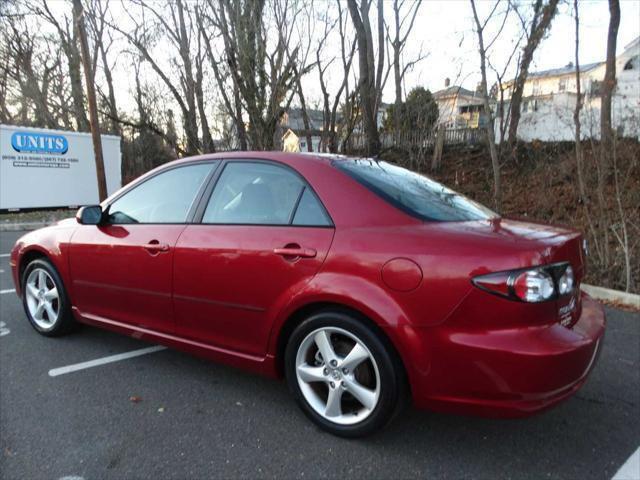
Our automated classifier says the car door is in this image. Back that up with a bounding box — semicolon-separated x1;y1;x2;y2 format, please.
173;160;335;356
69;162;215;333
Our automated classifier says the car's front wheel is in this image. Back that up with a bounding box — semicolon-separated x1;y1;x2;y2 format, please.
285;310;405;437
22;258;76;336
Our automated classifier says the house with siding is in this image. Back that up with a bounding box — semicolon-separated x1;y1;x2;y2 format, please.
496;36;639;141
279;108;326;152
433;79;489;129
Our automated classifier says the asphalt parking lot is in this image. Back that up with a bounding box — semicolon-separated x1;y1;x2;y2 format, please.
0;229;638;480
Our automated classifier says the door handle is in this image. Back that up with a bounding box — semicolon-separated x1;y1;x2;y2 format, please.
273;245;317;259
143;240;170;254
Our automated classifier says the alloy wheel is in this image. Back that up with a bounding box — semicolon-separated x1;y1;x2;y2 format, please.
295;326;381;425
25;268;60;330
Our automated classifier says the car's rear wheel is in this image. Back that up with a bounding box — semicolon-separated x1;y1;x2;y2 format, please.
285;310;404;437
22;258;76;336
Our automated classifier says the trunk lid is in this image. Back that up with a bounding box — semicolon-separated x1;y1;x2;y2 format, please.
434;217;586;277
422;217;587;327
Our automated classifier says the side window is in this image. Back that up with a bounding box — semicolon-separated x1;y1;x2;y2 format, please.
107;164;212;224
202;162;303;225
624;55;638;71
201;162;331;226
558;78;567;92
292;188;331;226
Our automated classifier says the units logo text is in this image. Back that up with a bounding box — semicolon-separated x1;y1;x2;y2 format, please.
11;131;68;155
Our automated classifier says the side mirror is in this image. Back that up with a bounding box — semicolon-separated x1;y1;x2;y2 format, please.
76;205;104;225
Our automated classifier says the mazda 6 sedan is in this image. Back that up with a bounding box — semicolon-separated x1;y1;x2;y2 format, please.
10;152;605;437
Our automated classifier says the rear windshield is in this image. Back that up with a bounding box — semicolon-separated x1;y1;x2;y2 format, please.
334;159;496;222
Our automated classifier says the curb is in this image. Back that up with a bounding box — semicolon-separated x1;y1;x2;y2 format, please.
0;221;55;232
581;284;640;309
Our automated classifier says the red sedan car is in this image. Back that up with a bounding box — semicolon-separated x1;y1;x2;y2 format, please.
10;152;605;437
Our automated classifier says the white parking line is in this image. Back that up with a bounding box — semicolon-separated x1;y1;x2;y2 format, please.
613;447;640;480
48;345;167;377
0;321;10;337
0;289;15;294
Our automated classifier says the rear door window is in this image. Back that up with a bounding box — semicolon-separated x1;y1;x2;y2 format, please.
202;162;331;226
292;187;332;226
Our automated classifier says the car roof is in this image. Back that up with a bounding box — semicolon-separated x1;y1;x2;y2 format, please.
107;151;415;228
164;151;352;169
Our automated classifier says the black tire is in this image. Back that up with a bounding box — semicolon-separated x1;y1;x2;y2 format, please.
285;309;406;438
21;258;77;337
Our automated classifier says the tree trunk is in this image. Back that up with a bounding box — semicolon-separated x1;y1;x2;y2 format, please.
374;0;384;113
99;44;120;135
573;0;586;203
347;0;381;156
195;74;214;153
600;0;620;165
470;0;501;211
595;0;620;268
392;0;402;136
431;125;444;171
295;75;314;152
198;14;244;151
0;66;9;123
68;36;90;132
507;0;560;148
176;0;200;155
233;85;248;151
393;54;401;135
195;56;214;153
73;0;107;201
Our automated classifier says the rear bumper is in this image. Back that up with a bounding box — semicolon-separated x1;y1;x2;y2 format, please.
409;293;606;417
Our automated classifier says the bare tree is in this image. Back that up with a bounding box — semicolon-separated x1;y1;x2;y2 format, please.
3;19;59;129
36;0;90;131
611;137;633;291
507;0;560;147
572;0;586;203
470;0;503;211
289;3;317;153
387;0;423;135
196;10;248;150
207;0;307;150
113;56;182;175
1;1;82;130
594;0;620;269
85;0;120;135
73;0;108;201
314;2;356;153
347;0;385;156
195;32;215;153
111;0;203;155
0;55;8;123
294;65;314;152
600;0;620;166
487;12;523;147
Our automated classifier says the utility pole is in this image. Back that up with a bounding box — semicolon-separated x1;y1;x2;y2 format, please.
73;0;108;202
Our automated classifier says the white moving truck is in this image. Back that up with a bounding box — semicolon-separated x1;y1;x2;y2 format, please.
0;124;122;210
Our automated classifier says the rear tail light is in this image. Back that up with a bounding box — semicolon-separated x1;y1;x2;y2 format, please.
472;263;575;303
558;265;574;295
513;270;555;302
